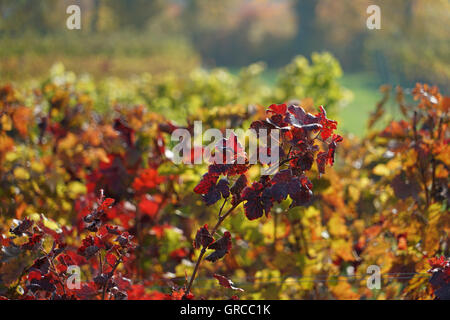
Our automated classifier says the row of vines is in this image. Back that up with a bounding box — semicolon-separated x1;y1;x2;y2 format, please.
0;61;448;299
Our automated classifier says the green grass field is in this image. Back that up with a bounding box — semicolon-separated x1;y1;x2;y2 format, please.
258;69;384;137
337;72;384;137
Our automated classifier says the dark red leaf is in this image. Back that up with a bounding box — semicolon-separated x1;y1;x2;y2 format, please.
206;231;232;262
213;274;244;292
315;105;338;140
10;218;33;236
106;252;117;266
202;178;230;206
230;174;248;206
267;103;287;115
193;224;214;249
100;198;115;211
194;173;219;194
316;151;327;175
391;173;421;200
30;257;50;275
250;120;275;134
241;182;266;220
22;233;43;250
287;105;319;125
114;118;135;146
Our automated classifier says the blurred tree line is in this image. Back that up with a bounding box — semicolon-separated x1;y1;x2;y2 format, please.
0;0;448;88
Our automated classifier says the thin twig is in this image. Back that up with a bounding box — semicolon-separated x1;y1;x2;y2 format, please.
184;204;238;297
101;256;122;300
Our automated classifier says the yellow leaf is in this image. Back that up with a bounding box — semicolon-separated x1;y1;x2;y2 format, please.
328;215;348;237
1;114;12;131
13;167;30;180
373;164;390;176
67;181;87;199
58;133;77;150
31;161;45;173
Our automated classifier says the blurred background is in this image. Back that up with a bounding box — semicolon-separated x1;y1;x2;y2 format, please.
0;0;449;135
0;1;448;300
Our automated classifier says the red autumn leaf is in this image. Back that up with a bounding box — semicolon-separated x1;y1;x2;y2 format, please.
225;163;249;176
315;105;338;140
266;113;289;129
285;105;322;131
292;151;315;171
316;151;327;175
429;256;448;269
106;252;117;266
75;282;98;299
380;120;410;138
30;257;50;275
77;236;100;259
287;105;319;126
213;274;244;292
241;182;265;220
105;224;121;235
10;217;33;236
194;172;219;194
0;235;10;247
205;231;232;262
28;270;42;281
202;178;230;206
64;251;87;266
132;168;165;192
397;235;408;251
165;288;195;300
55;262;67;274
193;224;214;249
169;247;189;260
150;224;172;239
230;174;248;206
139;197;159;218
99;198;115;211
207;162;248;177
113;118;135;146
22;233;43;250
327;134;343;166
250;119;276;134
267;103;287;115
263;170;313;208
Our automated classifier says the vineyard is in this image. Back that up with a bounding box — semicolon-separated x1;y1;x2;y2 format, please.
0;60;448;300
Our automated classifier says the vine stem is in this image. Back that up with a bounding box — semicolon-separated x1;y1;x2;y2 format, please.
49;259;67;297
135;204;143;280
101;256;122;300
183;203;238;298
183;149;299;298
